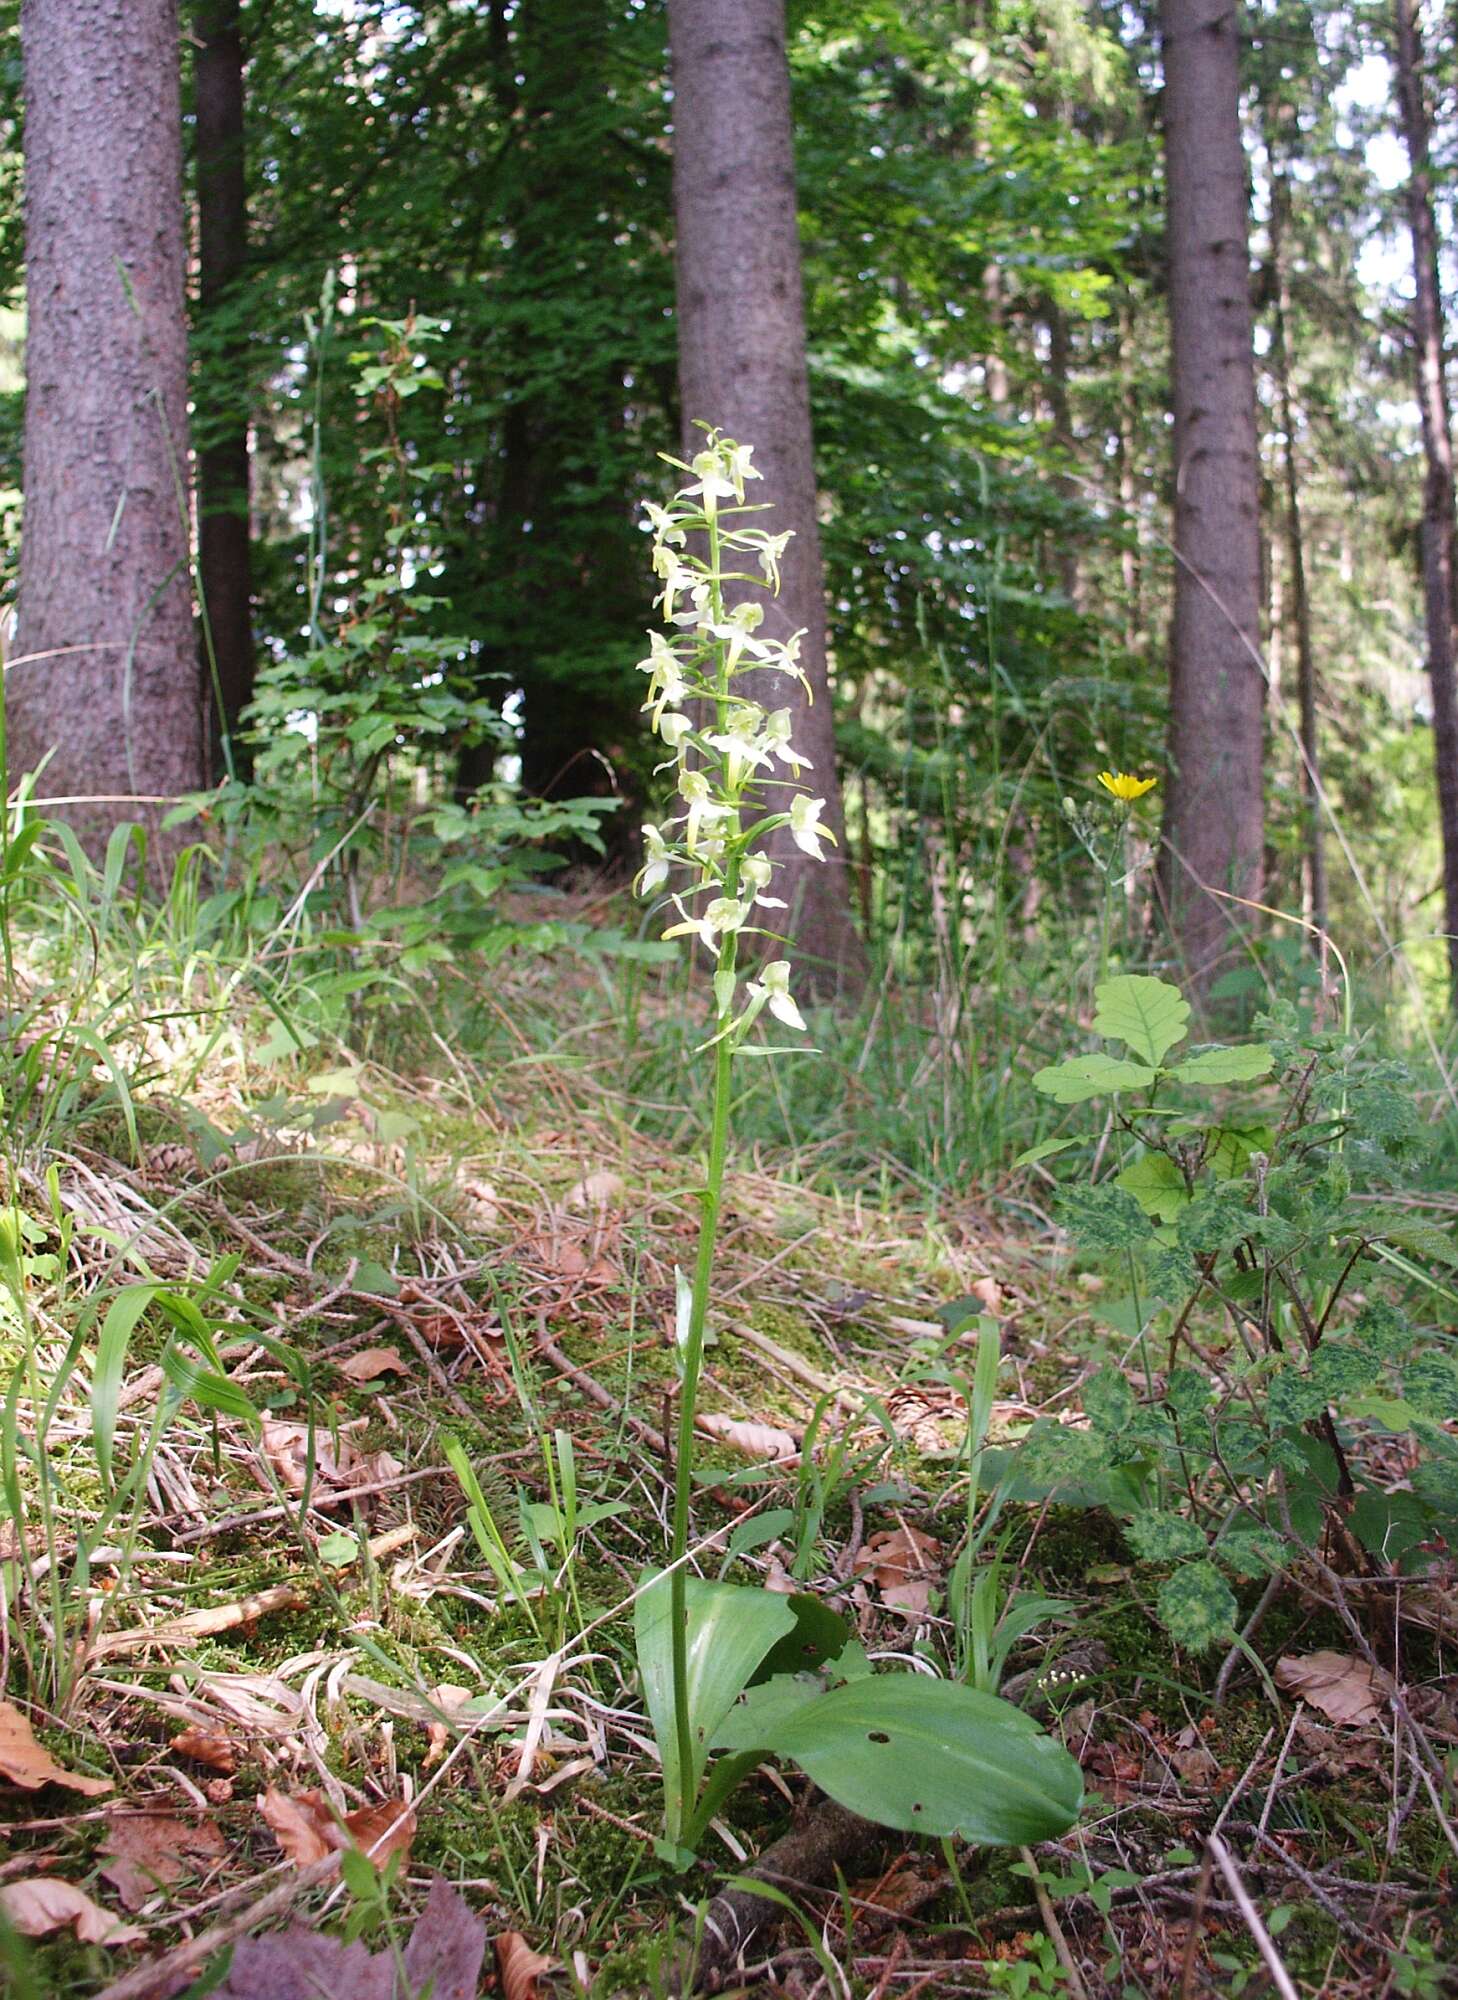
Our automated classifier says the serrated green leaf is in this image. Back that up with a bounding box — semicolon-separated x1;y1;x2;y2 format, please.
1032;1054;1158;1104
1156;1561;1237;1653
1092;976;1190;1065
1364;1213;1458;1270
1115;1153;1190;1223
1206;1123;1276;1179
1059;1183;1153;1253
1168;1044;1275;1086
1217;1525;1283;1578
1084;1365;1136;1435
1127;1511;1207;1562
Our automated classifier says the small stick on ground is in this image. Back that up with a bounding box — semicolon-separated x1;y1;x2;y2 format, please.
1019;1845;1091;2000
1207;1834;1300;2000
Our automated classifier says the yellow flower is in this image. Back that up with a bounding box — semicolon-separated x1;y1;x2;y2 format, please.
1098;770;1158;802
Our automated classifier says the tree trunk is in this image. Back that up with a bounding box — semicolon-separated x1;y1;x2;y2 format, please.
1155;0;1266;1003
1267;148;1327;943
667;0;867;992
1392;0;1458;997
194;0;255;780
1045;300;1082;610
10;0;203;859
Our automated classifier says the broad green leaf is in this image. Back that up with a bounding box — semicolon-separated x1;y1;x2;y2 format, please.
1013;1137;1078;1169
712;1673;824;1748
1206;1123;1275;1178
1115;1153;1190;1223
1168;1044;1274;1086
92;1283;162;1489
635;1572;795;1838
716;1674;1082;1844
1092;976;1189;1066
1032;1054;1157;1104
749;1593;851;1685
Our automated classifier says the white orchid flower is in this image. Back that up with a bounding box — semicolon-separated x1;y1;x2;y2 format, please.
643;499;686;546
746;960;807;1032
741;851;787;910
706;708;770;790
662;893;748;957
762;707;812;771
657;710;692;753
678;768;731;853
789;794;832;859
637;630;688;723
653;546;698;621
636;823;673;898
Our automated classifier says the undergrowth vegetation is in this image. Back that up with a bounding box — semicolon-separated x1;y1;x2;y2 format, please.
0;631;1455;1999
0;385;1455;2000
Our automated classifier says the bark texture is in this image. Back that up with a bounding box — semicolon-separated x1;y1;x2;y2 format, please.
195;0;255;778
1156;0;1266;1002
1393;0;1458;997
11;0;203;855
667;0;867;990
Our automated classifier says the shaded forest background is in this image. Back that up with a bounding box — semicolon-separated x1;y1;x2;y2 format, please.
1;0;1454;1029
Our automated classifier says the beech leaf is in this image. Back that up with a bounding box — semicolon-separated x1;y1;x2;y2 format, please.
497;1930;557;2000
0;1876;144;1946
1275;1650;1390;1728
0;1701;112;1795
695;1412;799;1461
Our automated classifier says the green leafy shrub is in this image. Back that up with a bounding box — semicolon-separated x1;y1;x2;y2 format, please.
1022;975;1457;1654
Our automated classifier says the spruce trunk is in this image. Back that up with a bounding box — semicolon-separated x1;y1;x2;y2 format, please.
1156;0;1266;1004
11;0;203;861
1393;0;1458;999
667;0;867;993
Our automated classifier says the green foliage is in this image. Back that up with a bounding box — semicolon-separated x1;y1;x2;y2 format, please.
1019;973;1452;1657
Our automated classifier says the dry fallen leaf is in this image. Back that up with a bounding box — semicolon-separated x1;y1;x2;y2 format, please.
258;1787;416;1870
98;1814;227;1910
497;1930;557;2000
339;1345;408;1383
1275;1650;1391;1727
854;1525;942;1616
192;1876;486;2000
525;1233;617;1286
259;1420;402;1498
564;1169;625;1212
168;1725;238;1772
695;1412;799;1462
0;1701;112;1795
459;1175;500;1232
0;1877;144;1946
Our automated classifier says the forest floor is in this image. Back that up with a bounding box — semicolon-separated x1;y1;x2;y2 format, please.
1;927;1454;2000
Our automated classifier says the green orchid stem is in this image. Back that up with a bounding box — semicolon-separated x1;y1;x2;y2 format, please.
666;495;738;1844
666;964;735;1836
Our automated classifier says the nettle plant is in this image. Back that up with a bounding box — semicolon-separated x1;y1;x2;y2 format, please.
1021;974;1458;1654
630;430;1082;1865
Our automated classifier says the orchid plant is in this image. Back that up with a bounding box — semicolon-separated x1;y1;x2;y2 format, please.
630;432;1082;1871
